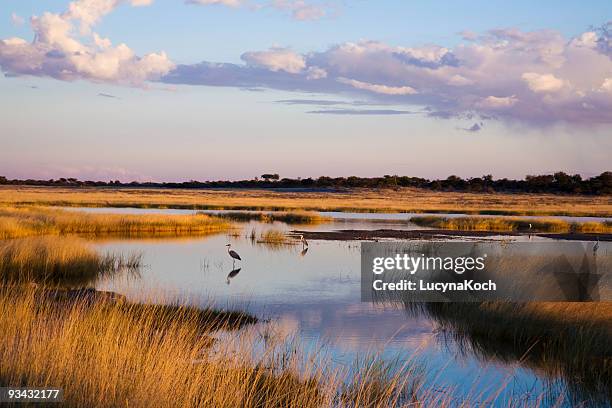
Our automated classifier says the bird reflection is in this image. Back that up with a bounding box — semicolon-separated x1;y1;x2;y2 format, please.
226;267;241;285
300;247;308;257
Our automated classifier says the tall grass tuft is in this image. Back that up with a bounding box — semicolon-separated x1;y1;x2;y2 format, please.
0;236;141;283
0;287;323;408
214;211;332;225
258;230;289;244
410;215;612;233
0;206;233;239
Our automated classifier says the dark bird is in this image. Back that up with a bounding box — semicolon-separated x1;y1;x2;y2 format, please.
226;244;242;266
226;267;241;285
593;239;599;255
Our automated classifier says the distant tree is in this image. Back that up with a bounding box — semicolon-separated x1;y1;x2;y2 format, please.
261;174;279;182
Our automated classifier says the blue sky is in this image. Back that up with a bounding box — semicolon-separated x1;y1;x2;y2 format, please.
0;1;611;181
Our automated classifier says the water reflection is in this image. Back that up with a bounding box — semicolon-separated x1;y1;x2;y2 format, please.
404;302;612;406
81;208;611;407
226;267;241;285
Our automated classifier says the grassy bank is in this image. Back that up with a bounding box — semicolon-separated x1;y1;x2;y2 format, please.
2;185;611;217
0;286;429;408
410;215;612;233
0;236;140;284
0;206;233;239
410;301;612;405
214;211;331;224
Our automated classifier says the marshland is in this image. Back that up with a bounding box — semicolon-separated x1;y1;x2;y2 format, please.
2;185;612;217
0;189;610;407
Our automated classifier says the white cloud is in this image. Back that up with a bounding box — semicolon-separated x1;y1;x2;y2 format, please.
241;47;305;73
338;77;417;95
65;0;153;33
477;95;518;109
11;13;25;26
164;25;612;124
521;72;566;93
0;0;173;85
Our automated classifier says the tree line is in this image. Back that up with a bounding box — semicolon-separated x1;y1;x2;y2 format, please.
0;172;610;195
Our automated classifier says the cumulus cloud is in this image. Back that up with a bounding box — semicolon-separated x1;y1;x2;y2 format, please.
521;72;566;93
162;25;612;125
0;0;174;85
241;47;305;73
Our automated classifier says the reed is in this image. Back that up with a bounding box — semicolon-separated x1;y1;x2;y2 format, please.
0;206;233;239
214;211;332;225
258;230;290;244
0;286;322;408
0;236;141;283
409;301;612;405
0;286;445;408
410;215;612;233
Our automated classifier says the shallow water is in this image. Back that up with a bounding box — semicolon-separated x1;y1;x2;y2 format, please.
72;207;610;406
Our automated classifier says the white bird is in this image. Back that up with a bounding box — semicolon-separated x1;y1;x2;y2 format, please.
300;235;309;248
529;223;532;230
226;244;242;266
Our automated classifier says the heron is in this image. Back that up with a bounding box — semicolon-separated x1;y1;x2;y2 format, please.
300;235;309;248
528;223;532;230
226;244;242;266
593;238;599;255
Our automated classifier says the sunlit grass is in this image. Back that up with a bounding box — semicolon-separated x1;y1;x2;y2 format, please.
0;206;233;239
410;301;612;405
0;286;434;408
2;185;611;217
0;236;141;283
410;215;612;233
214;211;332;225
258;229;290;244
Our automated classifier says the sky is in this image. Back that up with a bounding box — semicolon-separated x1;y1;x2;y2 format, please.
0;0;611;182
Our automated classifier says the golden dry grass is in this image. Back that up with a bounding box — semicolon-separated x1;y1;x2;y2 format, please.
0;236;140;283
417;301;612;404
0;206;232;239
258;230;290;244
1;185;611;217
410;215;612;233
0;286;432;408
214;211;332;225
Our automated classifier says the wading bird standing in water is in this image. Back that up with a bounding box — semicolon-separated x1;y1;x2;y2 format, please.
300;235;308;249
226;244;242;266
593;238;599;255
